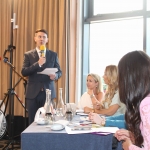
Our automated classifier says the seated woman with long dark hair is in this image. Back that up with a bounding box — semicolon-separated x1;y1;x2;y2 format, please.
115;51;150;149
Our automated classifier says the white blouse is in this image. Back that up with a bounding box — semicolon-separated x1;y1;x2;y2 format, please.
78;92;93;110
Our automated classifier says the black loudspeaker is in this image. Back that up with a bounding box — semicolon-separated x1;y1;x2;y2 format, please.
5;115;29;139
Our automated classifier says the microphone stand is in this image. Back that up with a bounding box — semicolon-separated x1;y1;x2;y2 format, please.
0;0;27;149
0;46;28;150
0;58;28;115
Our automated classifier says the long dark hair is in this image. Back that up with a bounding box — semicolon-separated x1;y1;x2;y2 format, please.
118;50;150;147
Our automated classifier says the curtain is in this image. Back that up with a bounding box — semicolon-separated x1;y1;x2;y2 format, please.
0;0;69;116
65;0;77;103
0;0;12;113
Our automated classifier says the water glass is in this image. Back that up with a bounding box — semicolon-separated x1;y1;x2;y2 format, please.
65;111;73;121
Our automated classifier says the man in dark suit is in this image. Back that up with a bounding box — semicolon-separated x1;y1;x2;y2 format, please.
21;29;62;124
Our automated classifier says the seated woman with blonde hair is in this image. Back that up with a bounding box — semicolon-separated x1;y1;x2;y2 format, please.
85;65;125;116
78;73;104;111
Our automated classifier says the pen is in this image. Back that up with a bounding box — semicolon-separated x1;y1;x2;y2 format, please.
71;127;91;131
80;122;93;126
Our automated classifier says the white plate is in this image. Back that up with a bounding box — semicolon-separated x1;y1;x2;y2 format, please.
51;123;65;131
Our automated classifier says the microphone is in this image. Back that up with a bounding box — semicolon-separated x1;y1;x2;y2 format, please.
3;57;15;68
40;45;46;57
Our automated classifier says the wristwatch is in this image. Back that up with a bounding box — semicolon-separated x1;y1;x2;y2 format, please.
90;94;95;98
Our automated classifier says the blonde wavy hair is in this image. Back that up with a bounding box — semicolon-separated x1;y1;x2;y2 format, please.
87;73;103;94
103;65;118;106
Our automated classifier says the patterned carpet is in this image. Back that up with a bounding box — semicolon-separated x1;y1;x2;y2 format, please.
0;115;28;150
0;136;21;150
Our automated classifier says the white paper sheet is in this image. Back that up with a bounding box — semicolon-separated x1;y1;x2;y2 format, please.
65;126;119;134
76;112;88;116
76;109;84;113
37;68;58;75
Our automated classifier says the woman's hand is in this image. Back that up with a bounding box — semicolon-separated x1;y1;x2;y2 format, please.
122;138;132;150
115;129;130;141
84;107;93;113
89;113;105;125
93;101;103;110
115;129;135;144
115;129;133;149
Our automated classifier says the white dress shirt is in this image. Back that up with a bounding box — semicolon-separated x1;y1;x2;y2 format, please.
36;47;46;58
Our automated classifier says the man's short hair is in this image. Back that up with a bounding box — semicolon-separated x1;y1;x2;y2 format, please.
35;29;48;36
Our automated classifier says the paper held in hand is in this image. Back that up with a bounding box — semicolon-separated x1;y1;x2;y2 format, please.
37;68;58;75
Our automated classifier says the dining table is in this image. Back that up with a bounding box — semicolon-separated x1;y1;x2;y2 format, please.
21;115;123;150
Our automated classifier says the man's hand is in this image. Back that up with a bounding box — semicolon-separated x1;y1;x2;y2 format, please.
38;57;46;66
49;74;56;80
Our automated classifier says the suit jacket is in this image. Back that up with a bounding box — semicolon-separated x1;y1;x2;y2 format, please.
21;49;62;100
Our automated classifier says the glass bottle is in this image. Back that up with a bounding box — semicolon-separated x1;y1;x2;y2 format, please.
45;89;51;114
45;89;54;124
56;88;65;117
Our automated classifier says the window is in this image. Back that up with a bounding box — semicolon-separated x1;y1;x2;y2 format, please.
89;18;143;76
94;0;143;15
147;0;150;10
81;0;149;94
147;18;150;55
